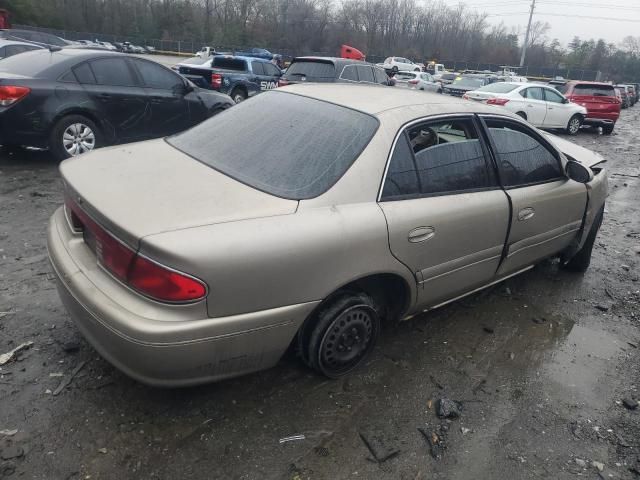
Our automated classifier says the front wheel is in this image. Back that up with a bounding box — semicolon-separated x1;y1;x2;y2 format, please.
49;115;102;161
566;114;582;135
298;293;380;378
562;207;603;272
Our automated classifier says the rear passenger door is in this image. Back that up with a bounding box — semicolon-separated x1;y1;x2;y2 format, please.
481;117;587;276
379;116;510;309
520;87;547;126
76;58;149;142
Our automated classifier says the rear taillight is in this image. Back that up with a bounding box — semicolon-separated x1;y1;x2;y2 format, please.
486;98;510;106
278;78;289;87
0;86;31;106
408;79;419;85
64;196;207;303
211;73;222;90
462;94;469;100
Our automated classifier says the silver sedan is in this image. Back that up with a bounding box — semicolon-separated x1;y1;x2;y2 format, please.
48;84;608;386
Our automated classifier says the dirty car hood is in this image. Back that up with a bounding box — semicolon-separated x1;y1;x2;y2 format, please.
60;139;298;246
542;132;606;168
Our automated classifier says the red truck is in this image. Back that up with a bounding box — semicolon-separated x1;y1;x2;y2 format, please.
0;9;10;29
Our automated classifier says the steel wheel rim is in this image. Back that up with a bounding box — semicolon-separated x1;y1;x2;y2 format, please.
318;305;376;376
569;118;580;134
63;123;96;156
233;94;245;103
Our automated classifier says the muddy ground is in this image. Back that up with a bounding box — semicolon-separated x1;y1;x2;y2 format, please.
0;109;639;480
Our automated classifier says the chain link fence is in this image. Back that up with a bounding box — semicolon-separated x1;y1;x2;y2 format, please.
13;24;602;80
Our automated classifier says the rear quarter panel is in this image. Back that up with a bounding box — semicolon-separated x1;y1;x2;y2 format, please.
139;203;417;318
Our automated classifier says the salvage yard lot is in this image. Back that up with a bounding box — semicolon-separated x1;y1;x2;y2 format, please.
1;110;639;479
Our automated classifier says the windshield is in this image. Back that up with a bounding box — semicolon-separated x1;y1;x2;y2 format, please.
168;92;379;200
478;83;519;93
283;60;336;82
453;77;485;88
180;56;211;65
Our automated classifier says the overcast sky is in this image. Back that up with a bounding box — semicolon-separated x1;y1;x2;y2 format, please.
460;0;640;47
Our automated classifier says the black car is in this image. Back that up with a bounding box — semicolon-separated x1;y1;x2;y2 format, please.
443;74;495;97
0;49;233;160
280;57;392;86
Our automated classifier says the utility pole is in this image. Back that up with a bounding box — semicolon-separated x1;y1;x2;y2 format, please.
520;0;536;67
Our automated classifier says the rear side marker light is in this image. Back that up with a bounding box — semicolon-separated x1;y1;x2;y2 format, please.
486;98;510;106
64;196;207;303
211;73;222;89
0;86;31;106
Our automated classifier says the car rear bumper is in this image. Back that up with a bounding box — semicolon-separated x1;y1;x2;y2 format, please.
583;117;617;126
47;207;318;387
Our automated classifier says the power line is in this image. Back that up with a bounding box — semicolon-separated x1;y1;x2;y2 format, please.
535;12;640;22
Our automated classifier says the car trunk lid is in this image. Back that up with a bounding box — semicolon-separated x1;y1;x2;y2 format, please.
60;139;299;249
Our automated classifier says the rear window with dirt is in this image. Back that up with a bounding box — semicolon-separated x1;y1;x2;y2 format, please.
572;84;616;97
212;57;247;71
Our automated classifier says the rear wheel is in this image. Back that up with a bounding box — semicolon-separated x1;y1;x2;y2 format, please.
49;115;102;161
566;114;582;135
298;292;380;378
230;88;247;104
602;123;615;135
562;207;604;273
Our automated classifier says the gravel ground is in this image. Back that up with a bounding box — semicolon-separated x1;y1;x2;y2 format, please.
0;108;639;480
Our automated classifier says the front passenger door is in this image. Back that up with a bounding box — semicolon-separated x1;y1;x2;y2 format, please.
130;58;192;137
482;117;587;276
379;116;510;309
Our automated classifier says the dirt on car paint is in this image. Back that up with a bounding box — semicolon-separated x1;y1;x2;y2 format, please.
0;110;639;480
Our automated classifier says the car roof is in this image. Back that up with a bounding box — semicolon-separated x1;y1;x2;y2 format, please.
566;80;614;86
293;56;372;67
0;39;42;47
279;83;514;117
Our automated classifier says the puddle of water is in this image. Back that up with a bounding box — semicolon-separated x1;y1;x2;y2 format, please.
542;324;623;409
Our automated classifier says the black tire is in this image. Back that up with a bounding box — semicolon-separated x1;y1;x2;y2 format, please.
602;124;615;135
230;88;247;104
49;114;102;161
566;114;582;135
563;207;604;273
298;292;380;378
414;68;420;72
516;111;527;120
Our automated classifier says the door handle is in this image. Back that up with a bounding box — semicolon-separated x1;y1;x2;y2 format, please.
527;104;533;107
518;207;535;221
408;226;436;243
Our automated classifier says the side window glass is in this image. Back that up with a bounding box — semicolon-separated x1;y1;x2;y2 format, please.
356;66;374;83
486;119;564;187
544;88;564;104
252;62;265;75
90;58;136;86
411;119;494;195
134;59;182;89
381;133;419;200
264;63;280;76
526;87;544;101
340;65;358;82
73;62;96;84
373;68;388;84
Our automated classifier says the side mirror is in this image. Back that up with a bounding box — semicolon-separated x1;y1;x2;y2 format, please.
562;98;570;104
566;160;592;184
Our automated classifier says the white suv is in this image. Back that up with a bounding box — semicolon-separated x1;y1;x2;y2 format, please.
381;57;421;73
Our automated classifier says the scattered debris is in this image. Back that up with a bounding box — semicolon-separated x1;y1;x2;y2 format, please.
594;304;610;312
437;398;461;419
279;435;306;444
0;445;24;461
575;458;587;468
98;448;108;454
621;264;631;271
52;360;87;396
62;341;81;354
418;426;447;460
592;461;605;472
482;327;494;334
460;427;472;435
628;341;638;349
532;317;548;324
0;429;18;436
358;432;399;463
0;341;34;365
49;373;64;378
622;398;639;410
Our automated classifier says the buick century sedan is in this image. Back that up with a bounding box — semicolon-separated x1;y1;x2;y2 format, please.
48;85;608;386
